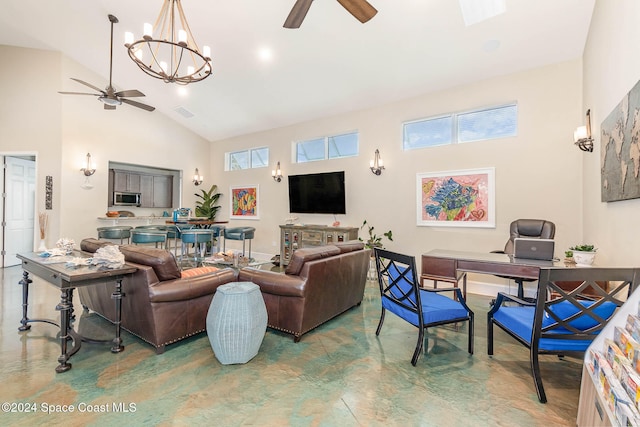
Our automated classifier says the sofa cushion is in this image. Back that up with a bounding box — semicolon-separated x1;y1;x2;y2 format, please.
80;238;115;253
285;245;341;275
181;266;219;278
334;240;364;254
119;245;181;281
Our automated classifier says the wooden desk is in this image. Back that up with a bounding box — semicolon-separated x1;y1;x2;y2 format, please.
421;250;607;298
421;250;560;299
17;251;136;373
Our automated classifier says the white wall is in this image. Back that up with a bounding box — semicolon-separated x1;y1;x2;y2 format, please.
211;59;585;289
0;45;62;246
0;45;211;247
581;0;640;267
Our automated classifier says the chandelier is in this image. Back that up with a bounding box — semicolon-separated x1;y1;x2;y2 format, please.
124;0;212;84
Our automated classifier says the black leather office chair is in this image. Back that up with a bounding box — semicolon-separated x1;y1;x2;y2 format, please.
493;219;556;300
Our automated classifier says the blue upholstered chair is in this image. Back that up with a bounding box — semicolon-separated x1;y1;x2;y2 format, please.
223;227;255;258
488;267;640;403
97;226;132;244
374;248;474;366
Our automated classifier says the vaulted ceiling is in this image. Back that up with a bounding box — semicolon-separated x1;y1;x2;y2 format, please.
0;0;595;142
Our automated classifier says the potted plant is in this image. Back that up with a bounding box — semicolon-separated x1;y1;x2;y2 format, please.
568;244;597;266
359;220;393;249
195;184;222;220
359;220;393;281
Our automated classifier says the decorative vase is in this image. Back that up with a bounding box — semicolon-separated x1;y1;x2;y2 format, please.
572;251;596;266
37;238;47;252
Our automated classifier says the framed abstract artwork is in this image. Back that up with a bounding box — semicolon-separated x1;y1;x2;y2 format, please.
230;185;259;220
416;167;495;228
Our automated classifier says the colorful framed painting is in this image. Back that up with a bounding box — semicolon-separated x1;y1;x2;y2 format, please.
230;185;259;220
416;167;495;228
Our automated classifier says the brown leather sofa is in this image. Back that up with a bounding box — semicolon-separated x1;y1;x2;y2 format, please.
238;241;370;342
77;238;237;353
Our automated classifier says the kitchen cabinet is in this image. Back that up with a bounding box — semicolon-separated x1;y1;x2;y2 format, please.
139;174;172;208
112;170;141;193
152;175;172;208
109;169;173;208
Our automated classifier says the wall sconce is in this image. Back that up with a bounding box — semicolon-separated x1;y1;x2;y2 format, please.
574;109;594;152
192;168;203;186
80;152;96;176
370;149;385;175
272;161;283;182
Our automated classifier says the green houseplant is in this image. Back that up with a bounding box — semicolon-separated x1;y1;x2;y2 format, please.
568;244;597;266
359;220;393;249
195;184;222;220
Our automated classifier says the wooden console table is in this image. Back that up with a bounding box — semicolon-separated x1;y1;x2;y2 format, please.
17;251;136;373
280;224;359;266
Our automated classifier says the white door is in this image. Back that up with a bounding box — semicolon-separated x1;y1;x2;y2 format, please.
4;156;36;267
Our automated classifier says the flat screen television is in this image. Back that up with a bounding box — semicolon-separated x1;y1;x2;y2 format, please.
288;171;346;214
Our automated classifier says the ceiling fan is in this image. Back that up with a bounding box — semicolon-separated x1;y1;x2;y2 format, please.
58;14;155;112
284;0;378;29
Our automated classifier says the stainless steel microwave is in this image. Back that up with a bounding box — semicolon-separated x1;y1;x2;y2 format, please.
113;191;141;206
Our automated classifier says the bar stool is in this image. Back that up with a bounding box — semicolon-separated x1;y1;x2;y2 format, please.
223;227;255;258
180;229;214;266
208;225;226;254
131;229;168;249
165;225;180;256
97;226;132;244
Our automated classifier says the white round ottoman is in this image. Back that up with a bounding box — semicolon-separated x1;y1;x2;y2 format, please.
206;281;267;364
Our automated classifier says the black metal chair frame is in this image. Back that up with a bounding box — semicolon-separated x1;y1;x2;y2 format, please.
488;267;640;403
374;248;474;366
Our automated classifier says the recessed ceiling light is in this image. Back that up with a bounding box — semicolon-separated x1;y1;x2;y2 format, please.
258;47;273;62
459;0;505;26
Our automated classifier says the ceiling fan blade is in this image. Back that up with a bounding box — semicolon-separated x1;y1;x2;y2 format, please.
337;0;378;23
115;89;146;98
121;98;156;112
104;104;116;110
58;91;100;96
284;0;314;28
70;78;106;95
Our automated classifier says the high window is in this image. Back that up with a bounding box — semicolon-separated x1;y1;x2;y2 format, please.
403;103;517;150
295;131;359;163
226;147;269;171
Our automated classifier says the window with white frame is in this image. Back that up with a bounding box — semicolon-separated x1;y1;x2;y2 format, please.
295;131;359;163
226;147;269;171
403;103;517;150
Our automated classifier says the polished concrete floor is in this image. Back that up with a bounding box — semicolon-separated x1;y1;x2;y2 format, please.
0;265;582;426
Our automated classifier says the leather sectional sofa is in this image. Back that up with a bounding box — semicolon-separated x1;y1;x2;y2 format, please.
77;238;237;353
238;241;371;342
78;238;370;352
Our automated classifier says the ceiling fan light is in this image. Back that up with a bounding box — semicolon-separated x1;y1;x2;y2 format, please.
99;96;122;106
